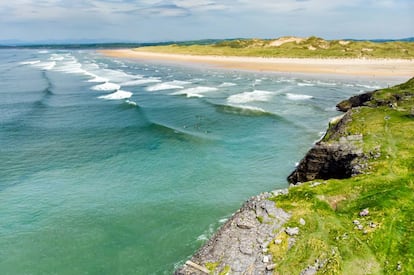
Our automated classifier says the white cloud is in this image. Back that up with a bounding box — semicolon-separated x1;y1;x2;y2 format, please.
0;0;412;41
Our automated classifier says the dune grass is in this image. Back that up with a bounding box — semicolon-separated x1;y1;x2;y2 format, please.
134;37;414;59
268;78;414;274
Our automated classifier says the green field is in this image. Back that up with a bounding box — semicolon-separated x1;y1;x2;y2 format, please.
268;78;414;274
134;36;414;59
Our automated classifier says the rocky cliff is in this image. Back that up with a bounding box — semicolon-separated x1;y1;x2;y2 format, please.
175;77;414;274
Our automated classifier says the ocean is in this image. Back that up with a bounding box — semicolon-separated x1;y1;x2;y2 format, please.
0;49;395;274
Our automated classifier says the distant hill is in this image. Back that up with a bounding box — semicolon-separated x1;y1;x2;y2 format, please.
0;37;412;52
346;37;414;43
135;36;414;59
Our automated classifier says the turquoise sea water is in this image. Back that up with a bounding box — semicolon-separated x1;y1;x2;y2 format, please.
0;49;396;274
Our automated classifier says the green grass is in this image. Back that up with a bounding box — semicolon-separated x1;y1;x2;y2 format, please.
134;37;414;59
268;78;414;274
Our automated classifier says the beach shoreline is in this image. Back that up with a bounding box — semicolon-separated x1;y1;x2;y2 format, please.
100;49;413;80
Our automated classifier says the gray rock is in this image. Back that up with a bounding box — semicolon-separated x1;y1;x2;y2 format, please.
359;208;369;217
288;237;296;250
285;227;300;236
271;188;289;197
299;218;306;225
236;211;256;229
266;263;277;271
301;266;318;275
239;241;253;255
175;194;291;275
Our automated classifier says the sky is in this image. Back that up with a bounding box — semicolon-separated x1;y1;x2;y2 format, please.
0;0;413;43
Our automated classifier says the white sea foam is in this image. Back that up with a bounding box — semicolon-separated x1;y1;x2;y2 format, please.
171;86;218;98
219;218;228;223
224;104;269;115
91;82;121;91
166;80;192;85
87;74;108;83
32;61;56;70
49;54;65;61
196;234;208;241
90;69;138;83
125;99;138;106
20;60;41;65
38;50;49;54
316;80;338;86
121;78;161;86
297;82;315;87
286;93;313;100
146;83;183;92
228;90;273;104
54;60;88;75
98;90;132;100
219;82;237;87
357;84;381;89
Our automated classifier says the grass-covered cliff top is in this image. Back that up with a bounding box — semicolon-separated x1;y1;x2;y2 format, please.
135;36;414;59
269;78;414;274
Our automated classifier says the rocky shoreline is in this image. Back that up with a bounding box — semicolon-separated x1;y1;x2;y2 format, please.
175;84;408;274
176;190;290;274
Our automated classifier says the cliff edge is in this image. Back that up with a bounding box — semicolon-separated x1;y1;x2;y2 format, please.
176;77;414;274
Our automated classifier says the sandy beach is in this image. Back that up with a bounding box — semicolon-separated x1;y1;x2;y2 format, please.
100;49;413;78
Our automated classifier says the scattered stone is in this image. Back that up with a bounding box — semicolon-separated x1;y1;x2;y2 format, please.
300;266;318;275
239;241;253;255
184;261;210;274
397;262;402;271
370;222;377;228
285;227;300;236
359;208;369;217
357;224;364;230
363;230;368;235
266;263;277;271
299;218;306;226
310;181;322;187
271;188;289;197
274;239;282;245
263;255;270;263
353;220;360;225
236;212;256;229
288;237;296;250
260;241;269;249
175;193;291;274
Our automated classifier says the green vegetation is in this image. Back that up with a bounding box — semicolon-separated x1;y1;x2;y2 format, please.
268;78;414;274
205;262;231;275
134;36;414;59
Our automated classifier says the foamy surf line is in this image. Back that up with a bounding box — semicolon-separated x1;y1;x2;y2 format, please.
98;90;132;100
99;49;414;79
170;86;218;98
228;90;274;104
91;82;121;91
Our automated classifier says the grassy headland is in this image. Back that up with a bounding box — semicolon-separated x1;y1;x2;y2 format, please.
134;36;414;59
268;78;414;274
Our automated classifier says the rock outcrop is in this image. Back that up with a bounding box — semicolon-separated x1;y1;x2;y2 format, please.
287;107;365;184
336;91;374;112
175;191;290;275
287;132;364;184
175;80;414;273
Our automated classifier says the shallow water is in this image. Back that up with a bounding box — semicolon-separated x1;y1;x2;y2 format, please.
0;49;396;274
